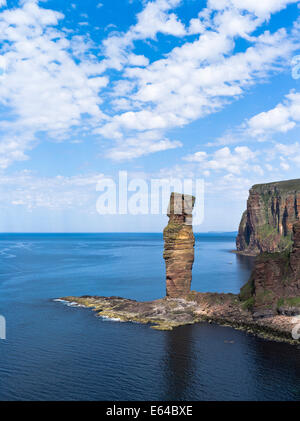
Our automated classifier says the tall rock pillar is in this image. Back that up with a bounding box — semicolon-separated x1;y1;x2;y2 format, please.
163;193;195;298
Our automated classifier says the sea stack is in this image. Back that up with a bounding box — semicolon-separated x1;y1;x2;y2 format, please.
163;193;195;298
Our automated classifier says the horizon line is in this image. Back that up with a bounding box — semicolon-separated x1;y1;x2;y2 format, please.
0;231;238;234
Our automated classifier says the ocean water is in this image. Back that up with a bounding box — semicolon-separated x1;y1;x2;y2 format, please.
0;233;299;401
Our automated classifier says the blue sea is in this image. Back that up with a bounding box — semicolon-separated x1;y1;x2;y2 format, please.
0;233;299;401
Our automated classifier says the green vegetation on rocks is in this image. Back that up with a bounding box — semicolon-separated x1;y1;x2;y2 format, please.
239;277;254;302
252;179;300;194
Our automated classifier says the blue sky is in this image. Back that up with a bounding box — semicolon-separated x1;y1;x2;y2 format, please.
0;0;300;232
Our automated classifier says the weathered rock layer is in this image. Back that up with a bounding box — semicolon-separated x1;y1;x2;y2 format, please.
240;221;300;316
236;179;300;255
163;193;195;298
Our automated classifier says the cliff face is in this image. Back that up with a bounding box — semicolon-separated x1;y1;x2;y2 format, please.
236;179;300;255
163;193;195;298
240;221;300;315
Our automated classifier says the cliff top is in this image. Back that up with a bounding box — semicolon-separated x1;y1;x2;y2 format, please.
251;178;300;194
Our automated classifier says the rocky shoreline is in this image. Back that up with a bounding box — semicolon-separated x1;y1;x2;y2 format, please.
58;293;300;345
57;188;300;347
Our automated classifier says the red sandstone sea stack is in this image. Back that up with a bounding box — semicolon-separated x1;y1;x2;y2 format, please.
163;193;195;298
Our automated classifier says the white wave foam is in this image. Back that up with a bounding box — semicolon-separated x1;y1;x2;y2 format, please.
54;299;124;320
0;248;16;259
100;315;124;322
13;242;33;250
53;299;85;308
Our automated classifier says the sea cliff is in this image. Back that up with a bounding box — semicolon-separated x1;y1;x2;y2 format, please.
240;221;300;317
236;179;300;255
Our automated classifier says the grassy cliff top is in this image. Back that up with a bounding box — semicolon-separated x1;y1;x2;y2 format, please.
251;178;300;194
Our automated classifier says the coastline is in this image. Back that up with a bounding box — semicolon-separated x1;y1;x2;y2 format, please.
57;293;300;346
230;249;258;257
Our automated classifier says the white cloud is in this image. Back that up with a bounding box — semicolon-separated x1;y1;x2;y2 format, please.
127;54;149;67
0;1;108;168
0;0;299;167
275;142;300;165
206;89;300;147
188;18;205;35
208;0;299;19
100;0;186;71
106;131;182;160
184;151;208;162
97;2;300;159
183;146;257;174
132;0;186;38
246;91;300;137
206;172;255;198
155;158;262;204
98;27;298;152
0;171;105;211
280;160;290;170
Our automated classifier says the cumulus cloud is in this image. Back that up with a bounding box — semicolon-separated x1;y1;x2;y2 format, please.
183;146;258;174
97;1;300;159
108;28;296;130
0;1;108;168
274;141;300;166
246;91;300;137
0;171;105;211
0;0;299;167
208;0;298;19
100;0;186;71
105;130;182;160
207;89;300;147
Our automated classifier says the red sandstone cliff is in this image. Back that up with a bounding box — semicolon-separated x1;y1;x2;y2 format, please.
240;221;300;315
237;179;300;255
